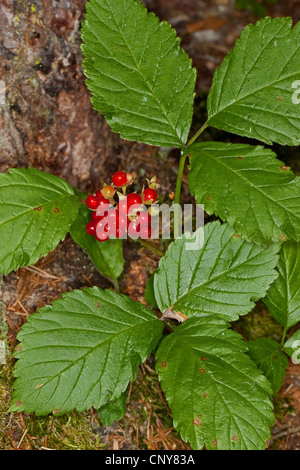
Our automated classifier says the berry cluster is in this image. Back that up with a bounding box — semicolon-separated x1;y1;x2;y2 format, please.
85;171;159;242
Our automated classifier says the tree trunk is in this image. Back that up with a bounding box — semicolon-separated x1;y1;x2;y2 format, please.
0;0;149;192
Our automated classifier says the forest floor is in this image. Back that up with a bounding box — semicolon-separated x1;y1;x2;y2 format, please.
0;0;300;450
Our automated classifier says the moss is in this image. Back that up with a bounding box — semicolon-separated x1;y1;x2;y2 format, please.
0;363;104;450
234;301;284;343
24;412;104;450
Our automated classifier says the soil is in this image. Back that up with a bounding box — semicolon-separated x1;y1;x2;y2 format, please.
0;0;299;450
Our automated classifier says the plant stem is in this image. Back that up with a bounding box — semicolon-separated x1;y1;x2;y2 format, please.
172;121;208;237
174;153;187;239
187;121;208;147
113;279;120;293
281;326;288;347
162;319;176;332
137;238;165;257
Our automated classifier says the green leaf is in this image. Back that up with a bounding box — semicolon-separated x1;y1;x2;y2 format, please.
188;142;300;245
247;338;288;395
81;0;196;147
98;390;127;426
284;330;300;363
264;241;300;328
207;17;300;145
0;168;79;275
10;287;163;415
154;221;279;321
144;274;158;309
156;317;274;450
70;194;124;280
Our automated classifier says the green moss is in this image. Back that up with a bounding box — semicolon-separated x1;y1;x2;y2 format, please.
24;412;104;450
234;301;284;343
0;363;104;450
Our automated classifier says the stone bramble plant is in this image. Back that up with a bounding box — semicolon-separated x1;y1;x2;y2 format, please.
1;0;300;450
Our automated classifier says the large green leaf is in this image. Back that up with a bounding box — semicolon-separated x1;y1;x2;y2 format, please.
10;287;163;415
154;222;279;321
247;338;288;395
264;240;300;328
70;195;124;280
81;0;196;147
207;17;300;145
0;168;79;275
188;142;300;245
156;317;274;450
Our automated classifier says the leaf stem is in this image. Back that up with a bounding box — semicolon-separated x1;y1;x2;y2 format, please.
162;319;177;332
174;153;187;239
187;121;208;147
281;326;288;347
172;121;208;236
136;238;165;257
112;279;120;293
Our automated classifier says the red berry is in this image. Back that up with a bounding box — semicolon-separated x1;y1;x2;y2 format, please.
86;194;98;210
95;219;109;242
137;210;151;225
140;224;152;239
112;171;128;187
116;211;128;238
118;193;142;215
127;193;142;207
96;189;103;199
103;208;128;238
91;212;103;225
142;188;157;205
127;220;140;239
96;189;111;204
86;221;96;236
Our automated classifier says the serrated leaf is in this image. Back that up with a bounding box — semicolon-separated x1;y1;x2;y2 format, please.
247;338;288;395
207;17;300;145
156;317;274;450
284;330;300;363
81;0;196;147
70;194;124;280
154;221;279;321
98;390;127;426
188;142;300;245
10;287;163;415
0;168;79;275
263;240;300;328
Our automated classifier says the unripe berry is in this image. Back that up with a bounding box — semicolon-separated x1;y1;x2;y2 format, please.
101;185;115;199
